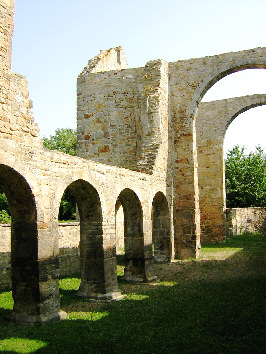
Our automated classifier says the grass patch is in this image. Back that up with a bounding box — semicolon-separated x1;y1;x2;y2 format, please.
0;233;265;353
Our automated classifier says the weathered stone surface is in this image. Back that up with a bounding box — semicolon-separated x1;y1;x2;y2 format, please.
226;207;266;237
0;0;265;324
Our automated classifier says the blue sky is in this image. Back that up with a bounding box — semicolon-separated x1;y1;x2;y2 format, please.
12;0;266;153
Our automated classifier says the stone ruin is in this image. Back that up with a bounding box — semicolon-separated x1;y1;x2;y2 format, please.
0;0;265;324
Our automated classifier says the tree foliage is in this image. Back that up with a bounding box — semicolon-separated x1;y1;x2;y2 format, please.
225;145;266;208
0;187;11;223
43;128;77;156
58;188;77;221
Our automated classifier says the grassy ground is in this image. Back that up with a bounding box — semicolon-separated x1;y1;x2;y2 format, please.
0;233;265;353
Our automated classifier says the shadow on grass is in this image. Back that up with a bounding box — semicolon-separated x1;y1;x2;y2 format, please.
0;277;265;354
0;234;265;353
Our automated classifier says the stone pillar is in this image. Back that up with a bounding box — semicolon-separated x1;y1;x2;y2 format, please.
169;61;201;259
76;220;123;300
9;220;65;325
172;118;201;259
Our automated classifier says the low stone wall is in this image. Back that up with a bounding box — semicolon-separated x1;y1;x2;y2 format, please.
0;224;11;290
0;223;81;290
226;207;266;237
58;222;80;276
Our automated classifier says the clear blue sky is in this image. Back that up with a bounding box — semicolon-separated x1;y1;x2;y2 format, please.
12;0;266;153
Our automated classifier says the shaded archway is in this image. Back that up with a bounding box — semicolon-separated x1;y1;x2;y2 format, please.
116;188;147;282
0;164;58;324
60;179;120;299
152;192;171;263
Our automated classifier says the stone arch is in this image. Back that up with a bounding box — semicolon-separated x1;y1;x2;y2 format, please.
170;47;266;258
152;192;171;263
59;179;119;299
116;188;146;282
223;97;266;134
0;164;42;324
196;95;266;243
194;67;266;118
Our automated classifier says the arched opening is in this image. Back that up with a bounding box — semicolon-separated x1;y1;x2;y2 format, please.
0;164;39;323
152;192;171;263
58;187;77;222
202;68;266;154
59;179;105;298
115;188;145;282
224;105;266;154
196;67;266;243
115;200;124;255
58;180;121;300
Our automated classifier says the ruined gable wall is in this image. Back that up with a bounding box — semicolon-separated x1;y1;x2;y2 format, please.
77;50;170;176
81;46;128;74
77;67;144;170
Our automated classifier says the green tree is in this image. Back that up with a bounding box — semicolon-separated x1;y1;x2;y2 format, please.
0;187;11;223
225;145;266;208
58;188;77;221
43;128;77;156
43;128;77;221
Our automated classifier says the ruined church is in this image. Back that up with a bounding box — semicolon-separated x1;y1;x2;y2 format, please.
0;0;265;324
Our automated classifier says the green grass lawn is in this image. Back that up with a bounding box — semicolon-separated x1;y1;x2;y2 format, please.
0;234;265;353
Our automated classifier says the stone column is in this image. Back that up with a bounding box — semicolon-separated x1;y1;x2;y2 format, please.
169;61;201;259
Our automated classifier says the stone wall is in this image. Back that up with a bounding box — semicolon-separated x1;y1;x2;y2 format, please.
0;224;11;289
0;0;14;71
226;207;266;237
77;52;169;176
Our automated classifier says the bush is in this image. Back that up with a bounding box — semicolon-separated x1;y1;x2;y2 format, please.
225;146;266;207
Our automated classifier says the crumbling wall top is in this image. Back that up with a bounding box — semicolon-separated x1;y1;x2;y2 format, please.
79;46;128;76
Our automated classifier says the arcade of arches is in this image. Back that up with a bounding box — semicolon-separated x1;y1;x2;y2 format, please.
0;0;265;324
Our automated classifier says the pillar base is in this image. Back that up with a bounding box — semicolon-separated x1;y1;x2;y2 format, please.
76;290;124;301
6;310;67;326
122;271;157;283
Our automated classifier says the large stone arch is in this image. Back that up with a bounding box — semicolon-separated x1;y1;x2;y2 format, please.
152;191;171;263
169;47;266;258
0;164;62;324
58;179;121;300
196;94;266;243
